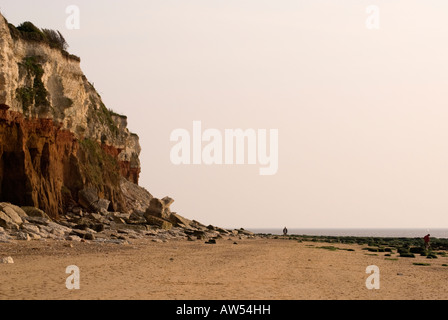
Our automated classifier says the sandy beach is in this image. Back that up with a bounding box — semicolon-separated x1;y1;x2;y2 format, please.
1;237;447;300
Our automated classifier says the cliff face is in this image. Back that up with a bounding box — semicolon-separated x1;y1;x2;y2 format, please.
0;13;141;218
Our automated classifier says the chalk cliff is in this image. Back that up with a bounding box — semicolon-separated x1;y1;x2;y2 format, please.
0;13;141;218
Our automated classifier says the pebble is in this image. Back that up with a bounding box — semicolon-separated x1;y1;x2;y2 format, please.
1;256;14;264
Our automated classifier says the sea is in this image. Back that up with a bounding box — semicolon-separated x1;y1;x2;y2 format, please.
249;228;448;239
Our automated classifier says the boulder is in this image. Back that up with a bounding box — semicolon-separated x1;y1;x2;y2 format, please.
215;227;230;235
21;207;51;220
193;230;207;240
70;229;95;240
84;232;95;241
88;213;108;224
120;177;153;214
79;187;111;213
16;232;31;241
23;216;51;226
28;233;41;240
0;211;19;230
73;218;104;232
145;198;165;218
78;187;99;210
145;197;174;220
93;198;110;212
162;197;174;207
145;215;173;230
66;235;82;242
0;203;28;219
169;212;192;228
191;220;208;230
2;206;23;225
128;211;147;224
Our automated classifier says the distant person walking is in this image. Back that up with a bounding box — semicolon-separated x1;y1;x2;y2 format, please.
283;227;288;236
424;234;431;250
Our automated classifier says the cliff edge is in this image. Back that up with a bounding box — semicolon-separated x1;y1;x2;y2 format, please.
0;13;140;218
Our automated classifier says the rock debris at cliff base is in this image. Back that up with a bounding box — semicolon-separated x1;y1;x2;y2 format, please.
0;196;255;244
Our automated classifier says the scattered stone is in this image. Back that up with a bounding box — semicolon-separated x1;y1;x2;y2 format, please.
66;235;82;242
216;227;230;235
2;206;23;225
16;232;31;241
89;213;104;223
1;256;14;264
145;215;173;230
29;233;41;240
110;222;147;232
0;201;252;245
23;216;51;226
238;229;254;236
21;207;50;219
169;212;192;228
84;232;96;240
0;211;19;230
193;230;207;240
94;198;110;212
0;203;28;219
71;207;82;215
21;223;40;234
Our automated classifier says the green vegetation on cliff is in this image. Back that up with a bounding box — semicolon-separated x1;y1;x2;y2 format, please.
88;94;120;138
16;56;50;113
78;138;120;187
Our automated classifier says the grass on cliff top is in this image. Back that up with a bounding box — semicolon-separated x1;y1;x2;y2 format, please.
8;21;80;61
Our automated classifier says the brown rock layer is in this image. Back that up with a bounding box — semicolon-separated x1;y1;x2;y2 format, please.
0;108;135;219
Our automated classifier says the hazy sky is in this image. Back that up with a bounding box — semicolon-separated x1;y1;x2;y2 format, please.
2;1;448;229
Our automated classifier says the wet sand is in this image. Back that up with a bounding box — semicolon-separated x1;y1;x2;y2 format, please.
1;238;447;300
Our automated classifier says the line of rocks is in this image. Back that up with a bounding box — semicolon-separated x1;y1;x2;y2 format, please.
0;200;255;245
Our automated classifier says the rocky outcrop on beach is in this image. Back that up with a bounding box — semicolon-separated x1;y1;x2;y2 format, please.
0;197;254;244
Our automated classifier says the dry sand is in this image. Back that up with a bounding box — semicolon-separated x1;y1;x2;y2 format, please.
1;238;447;300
